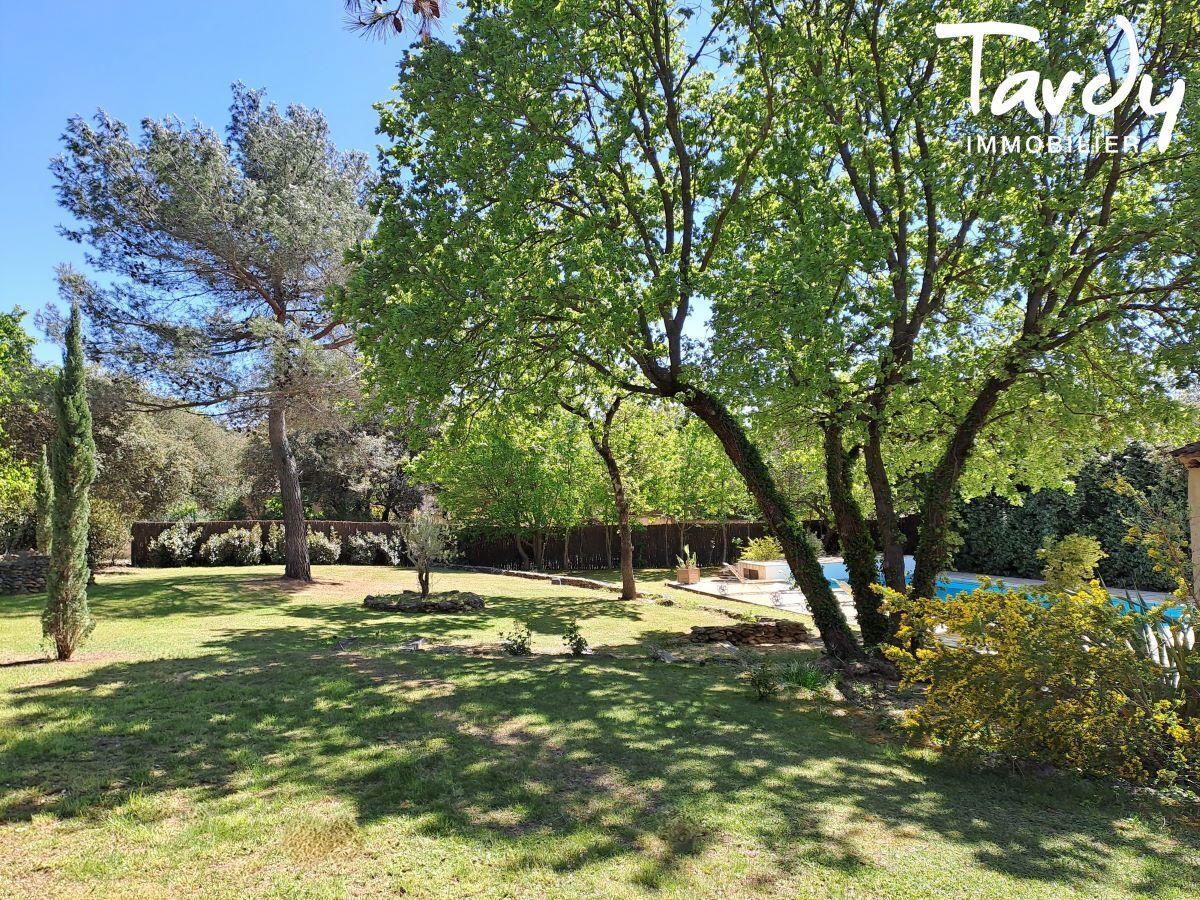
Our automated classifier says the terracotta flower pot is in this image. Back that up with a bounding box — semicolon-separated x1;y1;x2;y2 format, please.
675;565;701;585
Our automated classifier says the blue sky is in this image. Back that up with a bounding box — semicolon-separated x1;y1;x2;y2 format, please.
0;1;460;361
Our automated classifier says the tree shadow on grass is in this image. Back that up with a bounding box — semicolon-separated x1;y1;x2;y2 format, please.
291;588;649;643
0;571;303;622
0;623;1196;894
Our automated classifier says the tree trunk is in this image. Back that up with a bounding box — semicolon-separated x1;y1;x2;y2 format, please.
514;533;530;568
910;376;1013;599
562;527;571;570
864;420;907;594
268;396;311;582
593;434;637;601
682;389;862;660
823;422;891;648
418;565;430;597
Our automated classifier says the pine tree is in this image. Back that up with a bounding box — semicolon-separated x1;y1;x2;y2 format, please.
42;300;97;660
34;445;53;554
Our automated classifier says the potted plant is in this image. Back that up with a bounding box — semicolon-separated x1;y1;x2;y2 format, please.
674;545;700;584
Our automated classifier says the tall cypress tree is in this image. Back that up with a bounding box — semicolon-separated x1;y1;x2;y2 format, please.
42;300;97;660
34;445;53;554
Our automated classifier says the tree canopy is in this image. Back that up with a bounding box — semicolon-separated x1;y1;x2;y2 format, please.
53;83;375;580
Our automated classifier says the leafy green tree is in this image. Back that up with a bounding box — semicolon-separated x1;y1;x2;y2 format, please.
713;0;1200;612
34;446;53;554
561;394;640;598
656;414;754;560
52;85;374;581
43;300;97;661
340;0;865;660
8;370;248;547
0;311;37;552
412;405;606;567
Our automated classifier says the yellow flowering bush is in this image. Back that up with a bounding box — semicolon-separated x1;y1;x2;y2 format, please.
885;583;1199;788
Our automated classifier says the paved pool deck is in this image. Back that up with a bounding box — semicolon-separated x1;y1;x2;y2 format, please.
668;558;1172;622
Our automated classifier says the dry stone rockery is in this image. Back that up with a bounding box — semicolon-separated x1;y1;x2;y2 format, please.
0;553;50;595
363;591;486;613
688;618;811;646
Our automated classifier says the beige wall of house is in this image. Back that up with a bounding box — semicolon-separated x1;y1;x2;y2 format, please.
1175;443;1200;596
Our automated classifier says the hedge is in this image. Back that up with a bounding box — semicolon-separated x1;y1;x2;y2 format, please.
953;443;1188;592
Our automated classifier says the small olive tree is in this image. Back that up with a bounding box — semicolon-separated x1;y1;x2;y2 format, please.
399;500;454;597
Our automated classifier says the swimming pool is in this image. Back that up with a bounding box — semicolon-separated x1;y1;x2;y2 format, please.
936;578;989;600
818;561;1183;619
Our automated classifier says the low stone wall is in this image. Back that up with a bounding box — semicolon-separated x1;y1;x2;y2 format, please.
0;553;50;595
688;619;811;646
450;565;651;597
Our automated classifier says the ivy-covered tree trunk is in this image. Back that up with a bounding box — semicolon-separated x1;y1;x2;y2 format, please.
910;376;1015;599
268;396;312;582
34;445;54;555
823;422;891;647
682;389;862;660
864;421;907;595
43;302;97;661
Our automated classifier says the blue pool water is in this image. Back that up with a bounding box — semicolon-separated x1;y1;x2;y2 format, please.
817;560;1184;620
936;578;990;600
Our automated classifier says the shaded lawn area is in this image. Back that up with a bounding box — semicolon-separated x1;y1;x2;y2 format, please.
1;566;1197;898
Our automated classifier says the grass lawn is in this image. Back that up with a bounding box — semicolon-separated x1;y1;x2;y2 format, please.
1;565;1197;898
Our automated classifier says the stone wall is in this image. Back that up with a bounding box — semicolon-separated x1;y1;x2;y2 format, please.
688;618;811;646
0;553;50;595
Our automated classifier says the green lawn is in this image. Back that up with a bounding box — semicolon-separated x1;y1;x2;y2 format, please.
1;566;1196;898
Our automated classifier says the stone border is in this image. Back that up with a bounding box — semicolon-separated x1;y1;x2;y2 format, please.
448;564;652;598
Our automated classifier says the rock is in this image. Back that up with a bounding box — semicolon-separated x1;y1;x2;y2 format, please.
687;620;810;646
400;637;430;651
0;553;50;595
363;591;486;613
653;648;681;663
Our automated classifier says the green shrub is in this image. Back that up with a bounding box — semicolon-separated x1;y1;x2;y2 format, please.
165;501;203;523
674;544;697;568
147;522;199;567
780;661;832;692
886;583;1199;788
500;621;533;656
740;535;784;562
741;654;781;700
264;523;285;563
1038;533;1106;593
306;528;342;564
87;497;128;566
562;619;588;655
346;531;402;565
199;527;263;565
954;443;1186;591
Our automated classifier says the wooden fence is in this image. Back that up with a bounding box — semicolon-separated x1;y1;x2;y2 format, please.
131;519;811;569
130;517;923;569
